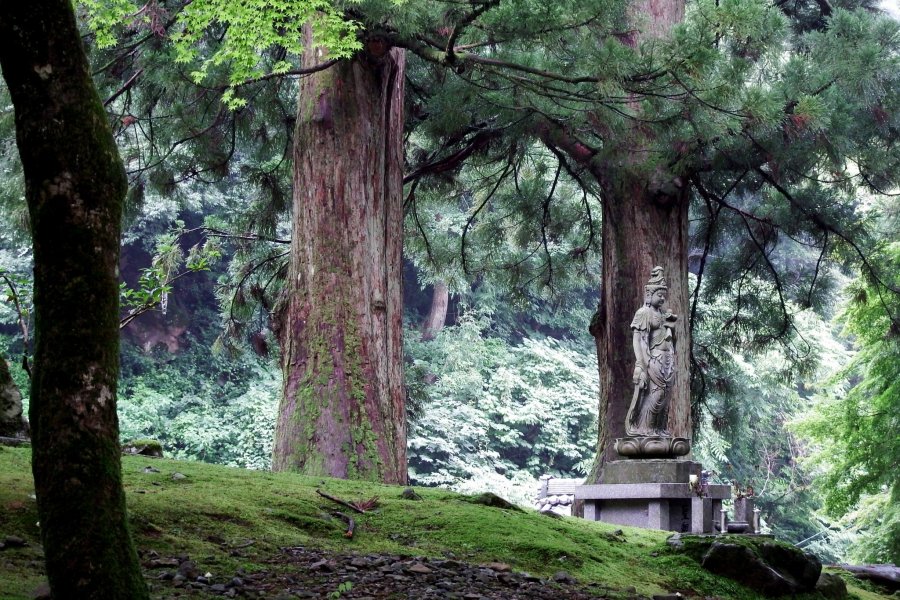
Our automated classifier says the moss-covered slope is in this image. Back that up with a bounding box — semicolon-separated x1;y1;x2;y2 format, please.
0;447;887;599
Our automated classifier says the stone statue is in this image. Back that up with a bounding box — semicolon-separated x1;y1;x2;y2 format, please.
625;267;677;436
616;266;689;457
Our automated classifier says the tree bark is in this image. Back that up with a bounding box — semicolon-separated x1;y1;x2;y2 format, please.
273;33;408;484
421;281;450;341
0;2;148;598
588;174;691;478
0;352;27;438
583;0;690;480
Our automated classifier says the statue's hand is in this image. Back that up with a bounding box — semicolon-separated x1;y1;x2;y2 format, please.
632;366;646;387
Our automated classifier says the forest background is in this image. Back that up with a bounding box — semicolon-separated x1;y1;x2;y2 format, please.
0;0;897;572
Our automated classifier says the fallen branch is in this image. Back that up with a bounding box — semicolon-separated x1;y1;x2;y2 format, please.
316;489;367;514
0;436;30;447
332;511;356;539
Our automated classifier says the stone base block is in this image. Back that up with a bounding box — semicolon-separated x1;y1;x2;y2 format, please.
575;482;730;534
602;459;701;484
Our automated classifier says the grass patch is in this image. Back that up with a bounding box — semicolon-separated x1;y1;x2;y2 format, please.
0;446;894;599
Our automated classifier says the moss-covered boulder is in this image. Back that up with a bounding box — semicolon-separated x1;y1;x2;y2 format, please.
122;439;164;457
668;534;822;597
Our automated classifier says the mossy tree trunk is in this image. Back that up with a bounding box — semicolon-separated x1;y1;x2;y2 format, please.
273;34;408;484
0;2;148;598
0;352;27;437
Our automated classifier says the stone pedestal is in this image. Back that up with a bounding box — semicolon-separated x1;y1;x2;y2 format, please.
575;460;730;534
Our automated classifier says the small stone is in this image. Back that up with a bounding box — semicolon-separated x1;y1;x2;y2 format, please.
407;562;433;574
310;559;333;572
172;472;187;480
400;487;423;500
350;556;370;568
816;572;848;599
4;535;26;548
143;466;160;473
210;583;227;593
552;571;576;585
196;576;210;584
178;560;199;580
229;577;244;588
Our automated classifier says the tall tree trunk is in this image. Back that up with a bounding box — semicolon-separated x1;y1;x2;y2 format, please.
0;1;148;598
586;0;689;480
421;281;449;341
273;34;408;484
588;174;691;478
0;353;27;437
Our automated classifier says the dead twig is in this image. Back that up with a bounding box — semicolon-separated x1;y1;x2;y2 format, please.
316;489;366;514
332;511;356;538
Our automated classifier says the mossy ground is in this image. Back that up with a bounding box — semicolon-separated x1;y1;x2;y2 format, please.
0;446;891;599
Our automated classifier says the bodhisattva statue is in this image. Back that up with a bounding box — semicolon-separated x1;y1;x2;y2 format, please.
616;266;689;458
626;266;676;436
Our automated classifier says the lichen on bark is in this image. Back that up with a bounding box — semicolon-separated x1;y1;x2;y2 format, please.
273;29;407;484
0;1;148;597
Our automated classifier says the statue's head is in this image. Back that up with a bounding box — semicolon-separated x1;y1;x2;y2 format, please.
644;266;668;299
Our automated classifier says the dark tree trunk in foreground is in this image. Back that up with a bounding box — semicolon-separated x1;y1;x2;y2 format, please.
273;34;408;483
0;3;148;598
0;353;27;437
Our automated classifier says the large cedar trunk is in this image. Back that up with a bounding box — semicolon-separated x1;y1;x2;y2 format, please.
586;0;689;481
273;37;408;484
0;2;148;598
588;175;691;479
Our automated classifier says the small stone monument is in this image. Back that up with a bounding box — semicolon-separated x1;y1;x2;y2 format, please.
576;267;730;533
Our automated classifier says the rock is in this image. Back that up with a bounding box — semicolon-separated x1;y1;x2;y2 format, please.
816;572;848;599
144;557;180;569
665;533;683;549
142;466;160;474
552;571;577;585
123;439;163;457
407;562;433;574
4;535;26;548
701;542;808;597
484;562;511;572
178;560;200;580
758;542;821;589
400;487;423;501
464;492;522;511
30;583;51;600
172;472;187;480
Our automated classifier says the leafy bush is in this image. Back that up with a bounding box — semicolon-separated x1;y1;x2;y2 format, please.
118;336;279;469
405;307;597;505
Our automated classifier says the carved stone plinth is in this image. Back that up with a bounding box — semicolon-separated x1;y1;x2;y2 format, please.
615;436;690;458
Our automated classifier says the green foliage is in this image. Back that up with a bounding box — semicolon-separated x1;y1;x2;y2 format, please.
120;223;223;320
118;339;279;469
405;306;597;505
794;237;900;563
